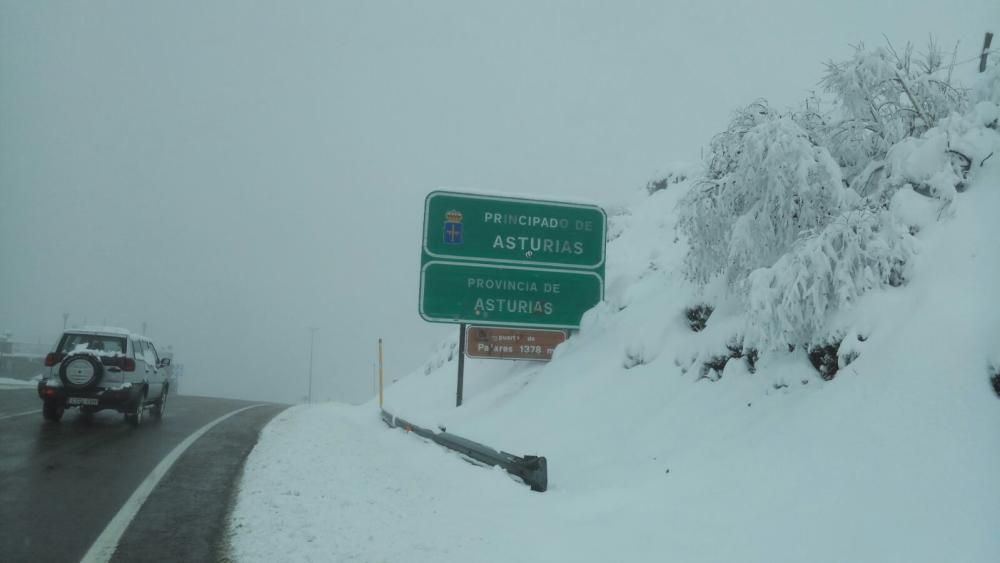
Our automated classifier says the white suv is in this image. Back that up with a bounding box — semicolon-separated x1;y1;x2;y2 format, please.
36;327;171;427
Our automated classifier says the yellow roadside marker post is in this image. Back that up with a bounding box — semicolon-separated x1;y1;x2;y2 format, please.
378;338;384;409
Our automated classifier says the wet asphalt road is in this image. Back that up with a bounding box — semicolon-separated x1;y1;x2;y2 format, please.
0;387;287;563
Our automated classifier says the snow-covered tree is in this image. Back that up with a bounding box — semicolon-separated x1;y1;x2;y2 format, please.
679;116;855;286
677;38;987;355
745;209;913;350
856;92;998;207
703;99;775;181
818;41;967;184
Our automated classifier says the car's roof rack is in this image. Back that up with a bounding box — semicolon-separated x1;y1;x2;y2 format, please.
64;326;134;338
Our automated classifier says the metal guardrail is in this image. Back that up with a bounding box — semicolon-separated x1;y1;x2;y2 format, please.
381;409;548;492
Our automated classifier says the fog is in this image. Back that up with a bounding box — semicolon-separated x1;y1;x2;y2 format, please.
1;1;992;404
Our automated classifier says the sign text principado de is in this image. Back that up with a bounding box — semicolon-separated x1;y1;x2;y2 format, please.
423;191;605;269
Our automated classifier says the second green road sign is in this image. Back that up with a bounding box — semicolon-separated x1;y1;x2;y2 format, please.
421;262;603;328
420;191;606;328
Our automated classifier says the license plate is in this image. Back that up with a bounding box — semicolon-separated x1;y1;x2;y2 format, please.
67;397;99;406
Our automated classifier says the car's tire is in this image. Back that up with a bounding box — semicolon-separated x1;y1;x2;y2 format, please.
151;387;167;422
59;354;104;390
42;399;64;422
125;390;146;428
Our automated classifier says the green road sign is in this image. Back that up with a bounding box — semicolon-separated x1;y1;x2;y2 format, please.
420;191;606;329
420;261;603;328
423;191;606;269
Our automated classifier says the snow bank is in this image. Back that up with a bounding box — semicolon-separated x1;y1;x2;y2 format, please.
230;89;1000;562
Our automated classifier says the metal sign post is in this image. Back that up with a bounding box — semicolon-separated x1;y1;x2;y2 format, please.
456;324;466;407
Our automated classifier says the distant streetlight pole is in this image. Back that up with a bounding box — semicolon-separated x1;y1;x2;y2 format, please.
308;327;318;404
62;313;69;330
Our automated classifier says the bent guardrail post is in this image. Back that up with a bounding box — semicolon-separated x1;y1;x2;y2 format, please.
381;409;548;492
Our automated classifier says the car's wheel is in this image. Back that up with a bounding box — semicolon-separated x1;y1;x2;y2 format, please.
42;399;64;422
151;387;167;422
59;354;104;391
125;390;146;428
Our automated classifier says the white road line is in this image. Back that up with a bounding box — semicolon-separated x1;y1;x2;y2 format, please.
80;404;266;563
0;409;41;421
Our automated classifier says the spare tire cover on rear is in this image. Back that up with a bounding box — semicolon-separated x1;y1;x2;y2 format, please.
59;354;104;390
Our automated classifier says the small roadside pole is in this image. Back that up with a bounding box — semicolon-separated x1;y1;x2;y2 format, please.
456;324;466;407
378;338;384;409
981;31;994;73
307;327;317;404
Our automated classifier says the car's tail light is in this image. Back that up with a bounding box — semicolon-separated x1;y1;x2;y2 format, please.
44;353;63;367
43;387;57;397
122;358;136;372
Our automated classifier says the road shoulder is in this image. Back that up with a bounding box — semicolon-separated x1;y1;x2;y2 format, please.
110;404;287;563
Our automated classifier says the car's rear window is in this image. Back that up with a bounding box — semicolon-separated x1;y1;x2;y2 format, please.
58;334;127;355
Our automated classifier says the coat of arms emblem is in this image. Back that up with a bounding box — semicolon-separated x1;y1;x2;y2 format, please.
443;210;463;245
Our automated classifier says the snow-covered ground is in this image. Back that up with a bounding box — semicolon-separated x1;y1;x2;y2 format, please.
230;84;1000;560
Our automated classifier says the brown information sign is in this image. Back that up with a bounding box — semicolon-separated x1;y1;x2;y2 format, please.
465;326;567;361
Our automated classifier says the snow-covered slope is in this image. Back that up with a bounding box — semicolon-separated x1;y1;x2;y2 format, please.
230;106;1000;563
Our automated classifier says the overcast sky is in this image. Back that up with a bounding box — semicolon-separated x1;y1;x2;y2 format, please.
1;1;994;404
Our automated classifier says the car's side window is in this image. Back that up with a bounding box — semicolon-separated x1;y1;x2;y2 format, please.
60;334;87;353
147;343;160;367
105;338;124;354
140;341;154;366
134;340;146;366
